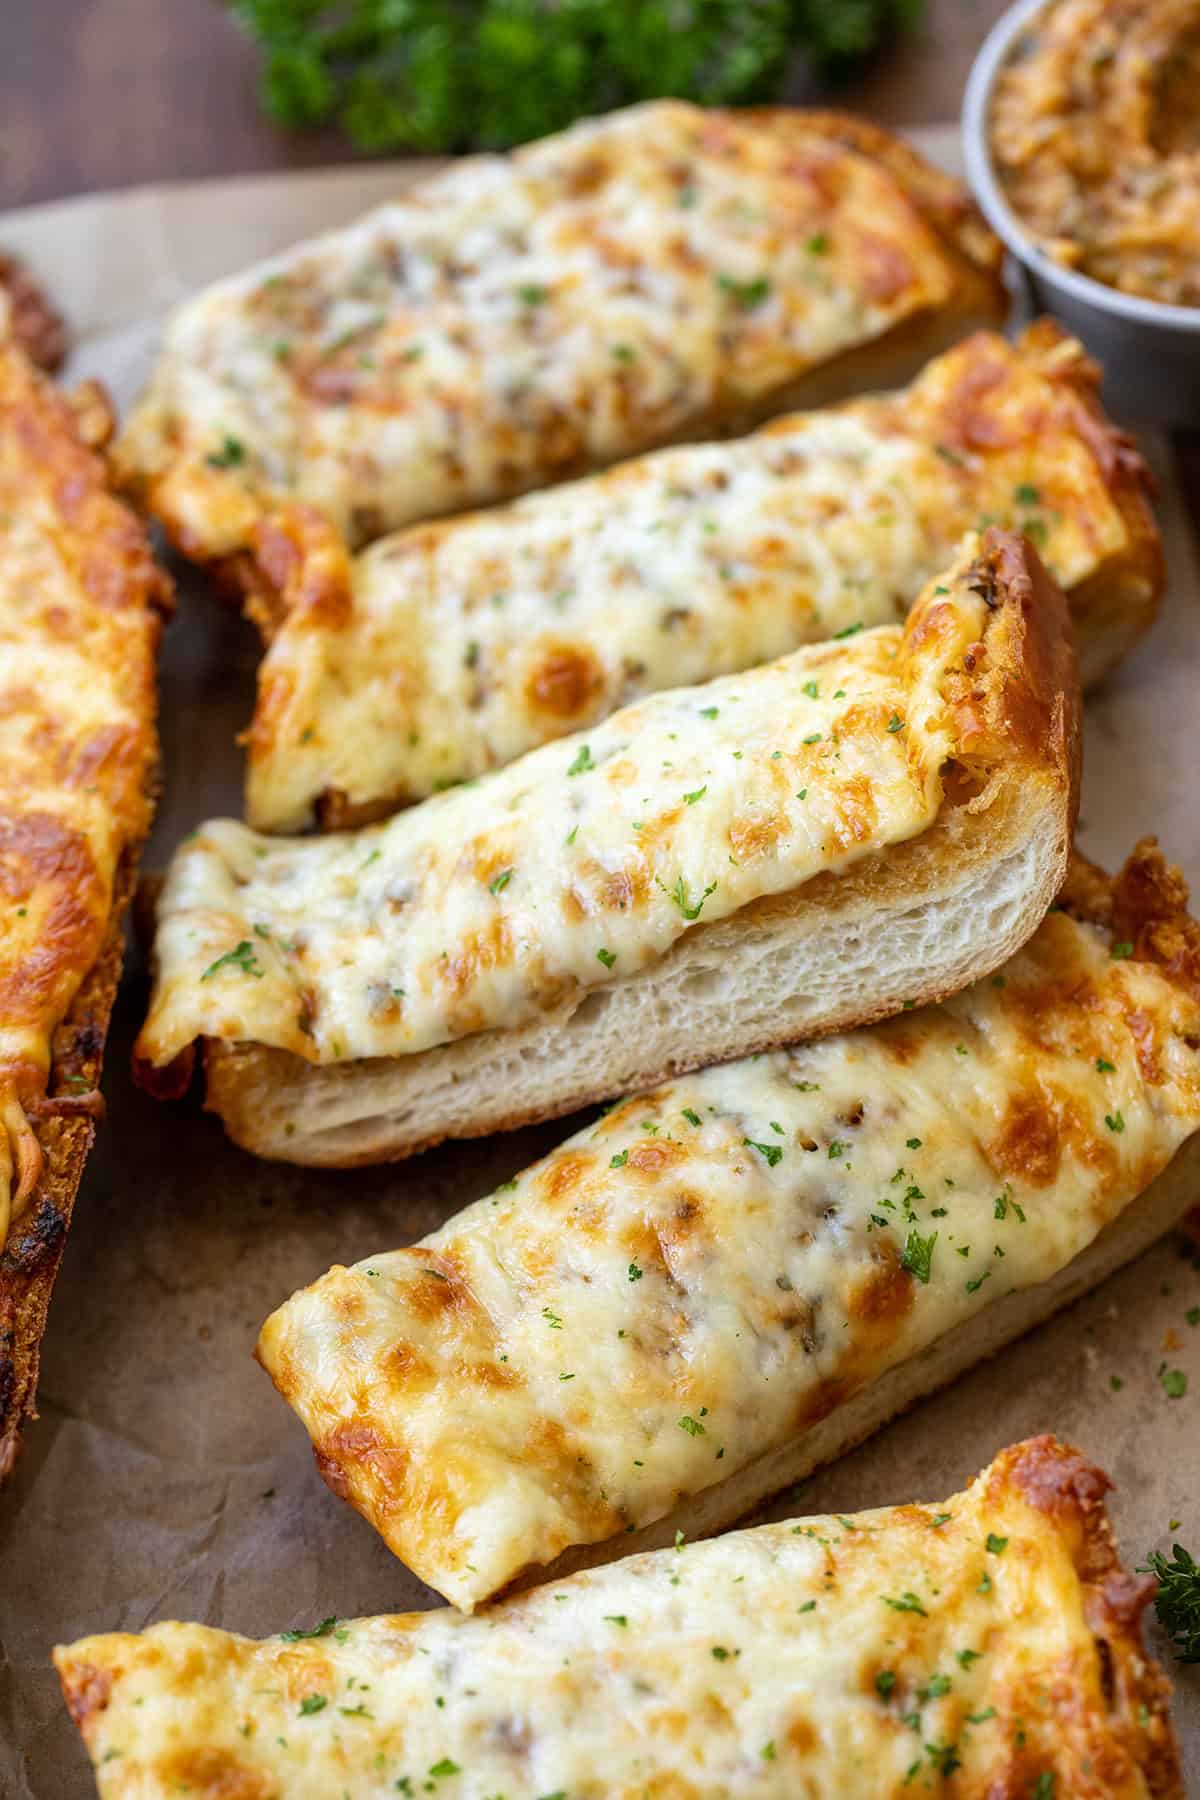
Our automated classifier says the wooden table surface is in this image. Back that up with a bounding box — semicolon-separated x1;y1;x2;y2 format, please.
2;0;1006;208
2;0;1197;510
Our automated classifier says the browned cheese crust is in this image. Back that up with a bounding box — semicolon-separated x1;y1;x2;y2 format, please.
0;344;169;1479
0;254;68;373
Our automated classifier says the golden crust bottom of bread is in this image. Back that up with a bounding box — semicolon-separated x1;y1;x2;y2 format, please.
0;854;135;1480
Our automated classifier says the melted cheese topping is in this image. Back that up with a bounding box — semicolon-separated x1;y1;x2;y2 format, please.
990;0;1200;307
258;904;1200;1609
247;328;1134;829
138;557;988;1075
0;350;161;1246
116;101;991;559
55;1439;1170;1799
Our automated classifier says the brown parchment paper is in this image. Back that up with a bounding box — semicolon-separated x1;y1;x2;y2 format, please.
0;130;1197;1797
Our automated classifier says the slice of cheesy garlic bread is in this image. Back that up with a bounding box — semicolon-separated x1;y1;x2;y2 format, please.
257;841;1200;1611
243;322;1159;832
115;102;1002;566
0;341;168;1477
133;530;1077;1166
54;1436;1184;1798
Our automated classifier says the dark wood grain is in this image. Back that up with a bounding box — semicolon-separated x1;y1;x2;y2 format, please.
1;0;1008;210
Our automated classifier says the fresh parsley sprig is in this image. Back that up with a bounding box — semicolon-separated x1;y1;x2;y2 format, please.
229;0;921;154
1139;1543;1200;1662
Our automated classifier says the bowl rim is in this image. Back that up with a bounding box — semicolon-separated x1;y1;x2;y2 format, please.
961;0;1200;334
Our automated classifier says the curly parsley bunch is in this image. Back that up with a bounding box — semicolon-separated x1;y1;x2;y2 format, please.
230;0;920;154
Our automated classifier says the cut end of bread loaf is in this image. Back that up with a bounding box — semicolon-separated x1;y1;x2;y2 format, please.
199;531;1079;1165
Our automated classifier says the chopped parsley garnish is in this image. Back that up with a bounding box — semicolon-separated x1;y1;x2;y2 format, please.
802;731;822;745
833;620;864;639
1105;1111;1126;1133
965;1270;992;1294
279;1617;337;1642
1096;1057;1116;1073
1031;1776;1056;1799
610;1150;629;1169
711;1645;732;1660
428;1759;461;1779
744;1137;783;1167
699;704;719;719
684;785;708;805
628;1261;643;1282
541;1306;563;1328
828;1139;847;1159
518;283;548;305
884;1591;928;1616
488;868;513;895
201;940;264;982
956;1648;982;1668
797;1599;817;1613
803;680;820;699
902;1230;937;1286
597;946;617;969
931;1513;952;1528
906;1137;922;1149
678;1414;707;1436
206;434;246;468
567;743;594;776
761;1741;777;1762
298;1695;327;1716
886;714;905;733
716;272;771;309
682;1107;702;1127
875;1669;897;1698
1013;482;1041;506
1160;1367;1188;1399
986;1533;1008;1555
659;874;717;920
1110;941;1134;959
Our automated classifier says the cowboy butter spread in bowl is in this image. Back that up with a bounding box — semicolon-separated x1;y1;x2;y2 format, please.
963;0;1200;422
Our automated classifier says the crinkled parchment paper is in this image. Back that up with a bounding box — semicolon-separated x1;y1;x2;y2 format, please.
0;131;1196;1795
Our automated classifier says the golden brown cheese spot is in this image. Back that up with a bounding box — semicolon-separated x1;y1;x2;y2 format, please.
849;1241;916;1346
438;915;515;998
315;1422;408;1505
537;1148;596;1208
627;1140;687;1177
59;1659;112;1734
399;1257;478;1326
785;1713;819;1756
388;1340;434;1384
859;233;917;304
525;641;605;721
157;1748;278;1800
990;1090;1064;1188
457;1355;520;1391
728;810;785;863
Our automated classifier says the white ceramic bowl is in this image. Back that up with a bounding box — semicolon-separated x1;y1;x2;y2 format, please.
962;0;1200;424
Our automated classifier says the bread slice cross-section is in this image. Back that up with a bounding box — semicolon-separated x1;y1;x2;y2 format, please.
134;529;1078;1166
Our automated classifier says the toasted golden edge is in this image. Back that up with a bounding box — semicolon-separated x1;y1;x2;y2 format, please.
0;352;168;1482
1015;318;1163;686
0;253;68;373
125;107;1006;576
537;1434;1185;1800
187;530;1079;1163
